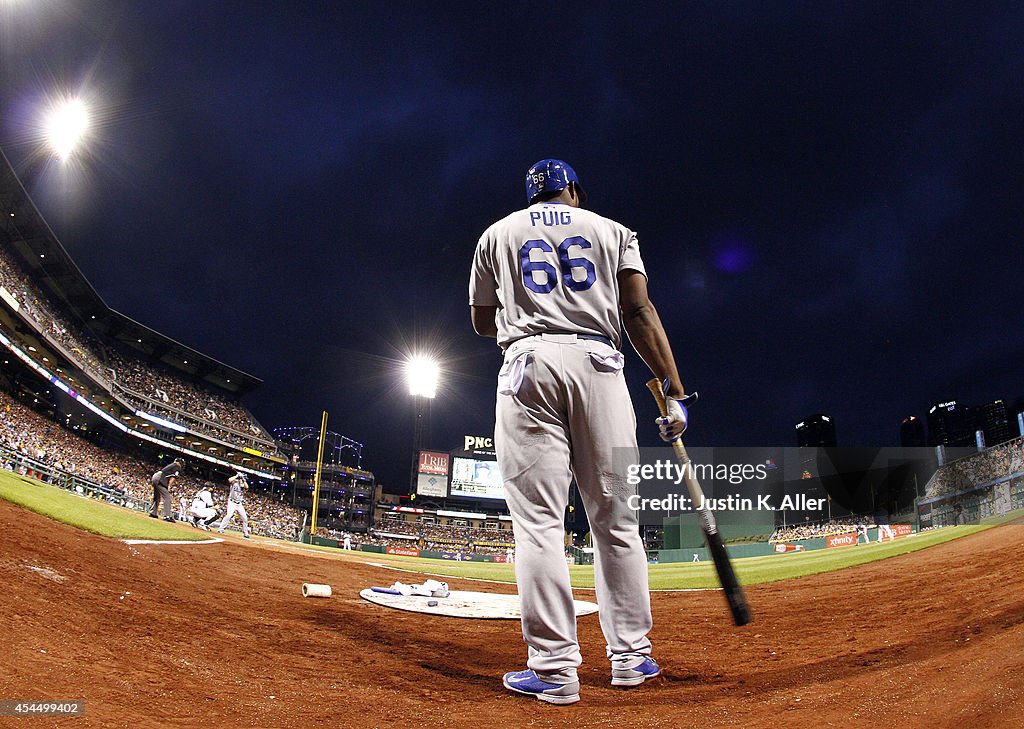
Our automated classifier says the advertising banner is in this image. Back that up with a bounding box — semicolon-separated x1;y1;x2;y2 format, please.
892;523;913;538
826;532;859;548
439;552;470;561
773;543;805;553
385;546;420;558
417;472;448;498
418;451;450;476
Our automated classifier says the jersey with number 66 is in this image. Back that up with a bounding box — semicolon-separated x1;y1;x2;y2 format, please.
469;202;647;349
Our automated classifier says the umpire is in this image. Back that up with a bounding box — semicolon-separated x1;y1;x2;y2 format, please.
149;458;184;521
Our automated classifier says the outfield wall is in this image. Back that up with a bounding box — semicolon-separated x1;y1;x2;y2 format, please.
307;527;922;565
656;526;916;563
307;534;510;563
663;508;775;550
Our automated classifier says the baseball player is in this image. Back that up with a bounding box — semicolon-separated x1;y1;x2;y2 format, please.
470;159;692;704
217;471;252;538
189;484;219;530
876;507;895;542
149;458;183;522
856;521;870;545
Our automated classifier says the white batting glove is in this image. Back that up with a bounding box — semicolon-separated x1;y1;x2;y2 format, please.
656;381;698;442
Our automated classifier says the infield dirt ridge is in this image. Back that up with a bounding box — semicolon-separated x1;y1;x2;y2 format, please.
1;498;1021;728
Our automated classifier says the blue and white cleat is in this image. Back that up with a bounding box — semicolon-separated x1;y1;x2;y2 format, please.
611;657;661;687
502;670;580;705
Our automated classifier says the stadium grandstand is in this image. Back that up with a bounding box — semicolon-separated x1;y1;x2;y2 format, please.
275;427;374;533
0;388;303;539
0;148;336;538
1;150;277;471
1;148;501;548
328;509;517;557
920;436;1024;527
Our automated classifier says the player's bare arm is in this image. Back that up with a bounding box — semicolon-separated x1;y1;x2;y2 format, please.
618;270;685;399
471;305;498;338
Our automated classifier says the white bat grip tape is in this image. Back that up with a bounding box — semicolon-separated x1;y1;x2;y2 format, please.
302;583;332;598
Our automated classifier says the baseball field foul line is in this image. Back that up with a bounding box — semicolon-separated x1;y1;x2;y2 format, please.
121;538;224;545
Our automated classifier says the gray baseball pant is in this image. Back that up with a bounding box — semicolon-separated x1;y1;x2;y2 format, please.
495;334;653;683
150;478;172;519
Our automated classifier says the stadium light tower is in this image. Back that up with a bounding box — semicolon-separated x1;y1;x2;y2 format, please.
406;356;439;399
406;355;440;495
44;97;89;161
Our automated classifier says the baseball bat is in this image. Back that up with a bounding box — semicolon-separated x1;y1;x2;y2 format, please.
646;379;752;626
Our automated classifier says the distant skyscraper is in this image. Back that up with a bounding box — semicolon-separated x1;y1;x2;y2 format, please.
796;414;836;447
973;400;1013;447
927;400;972;447
900;415;926;447
1009;397;1024;436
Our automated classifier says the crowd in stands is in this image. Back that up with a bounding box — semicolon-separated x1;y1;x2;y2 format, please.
770;517;871;543
0;255;108;376
374;518;421;537
925;437;1024;499
326;529;394;548
371;516;516;554
0;390;302;539
106;349;272;448
0;245;272;452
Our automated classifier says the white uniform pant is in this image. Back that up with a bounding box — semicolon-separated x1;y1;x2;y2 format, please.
220;500;250;534
495;334;652;683
191;505;218;524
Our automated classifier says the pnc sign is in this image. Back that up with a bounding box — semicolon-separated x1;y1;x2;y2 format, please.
464;435;494;451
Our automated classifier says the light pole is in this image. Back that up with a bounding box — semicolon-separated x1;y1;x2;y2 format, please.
44;97;89;161
5;95;91;189
406;356;439;496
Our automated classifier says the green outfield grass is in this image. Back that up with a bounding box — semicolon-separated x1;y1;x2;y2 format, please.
350;525;995;589
2;468;1018;588
0;470;208;540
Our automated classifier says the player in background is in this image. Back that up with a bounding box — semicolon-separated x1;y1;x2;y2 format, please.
217;471;252;538
856;521;870;545
470;159;692;705
149;458;183;522
876;506;895;542
189;484;219;531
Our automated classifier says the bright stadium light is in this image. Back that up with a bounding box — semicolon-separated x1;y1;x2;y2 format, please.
44;98;89;160
406;356;440;398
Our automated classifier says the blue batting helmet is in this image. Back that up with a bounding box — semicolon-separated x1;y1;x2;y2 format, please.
525;158;586;205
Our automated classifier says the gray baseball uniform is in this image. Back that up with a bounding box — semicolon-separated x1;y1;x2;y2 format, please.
218;473;251;537
470;201;653;683
149;461;181;519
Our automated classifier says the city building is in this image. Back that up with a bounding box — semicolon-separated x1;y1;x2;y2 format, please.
927;400;972;447
973;399;1013;447
795;414;836;447
900;415;926;447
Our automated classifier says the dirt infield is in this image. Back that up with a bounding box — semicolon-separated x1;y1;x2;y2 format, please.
1;500;1021;728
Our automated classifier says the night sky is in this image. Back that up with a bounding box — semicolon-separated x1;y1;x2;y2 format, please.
2;3;1023;490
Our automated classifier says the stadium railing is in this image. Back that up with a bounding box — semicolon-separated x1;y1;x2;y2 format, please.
0;443;152;513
